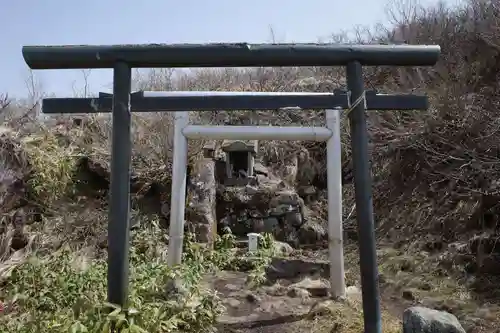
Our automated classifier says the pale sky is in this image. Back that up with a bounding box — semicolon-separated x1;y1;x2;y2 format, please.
3;0;460;98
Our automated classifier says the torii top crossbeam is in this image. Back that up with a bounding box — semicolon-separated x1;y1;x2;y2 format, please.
22;43;440;69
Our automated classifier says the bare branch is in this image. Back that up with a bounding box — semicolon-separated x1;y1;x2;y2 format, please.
0;93;11;113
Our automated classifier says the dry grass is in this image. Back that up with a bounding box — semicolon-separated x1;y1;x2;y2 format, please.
273;285;401;333
308;305;400;333
339;243;500;331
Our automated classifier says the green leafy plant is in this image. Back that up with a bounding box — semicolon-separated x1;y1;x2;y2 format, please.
245;233;279;288
0;219;229;333
22;132;78;204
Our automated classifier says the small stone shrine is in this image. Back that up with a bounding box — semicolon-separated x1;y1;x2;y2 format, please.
221;139;258;186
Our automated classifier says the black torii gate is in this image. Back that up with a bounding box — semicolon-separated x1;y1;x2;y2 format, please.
22;43;440;333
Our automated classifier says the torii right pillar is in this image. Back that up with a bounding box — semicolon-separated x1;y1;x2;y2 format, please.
345;61;427;333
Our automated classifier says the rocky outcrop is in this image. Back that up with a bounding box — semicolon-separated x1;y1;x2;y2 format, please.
217;183;277;237
0;123;329;250
298;219;327;245
186;158;217;244
145;151;325;247
0;129;31;256
216;179;313;245
0;129;29;215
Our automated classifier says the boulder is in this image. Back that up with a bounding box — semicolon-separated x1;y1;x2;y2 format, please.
403;306;466;333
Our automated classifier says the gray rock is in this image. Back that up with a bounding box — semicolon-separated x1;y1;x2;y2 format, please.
403;306;466;333
253;162;269;176
287;287;311;299
251;218;265;233
220;216;232;229
164;278;188;301
272;241;294;255
264;284;288;296
225;298;242;308
269;190;303;208
298;185;316;196
224;283;241;291
402;289;417;301
263;217;280;233
245;292;262;303
283;227;300;248
297;185;317;203
269;203;295;216
283;211;303;228
307;300;336;317
266;258;329;281
298;220;327;245
346;286;361;299
244;184;259;195
290;277;330;297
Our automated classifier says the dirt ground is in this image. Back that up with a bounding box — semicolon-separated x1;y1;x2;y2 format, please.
207;243;500;333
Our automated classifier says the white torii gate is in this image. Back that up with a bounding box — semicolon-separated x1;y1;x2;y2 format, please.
160;91;345;298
